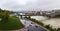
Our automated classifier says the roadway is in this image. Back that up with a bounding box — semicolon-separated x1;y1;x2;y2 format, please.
19;16;49;31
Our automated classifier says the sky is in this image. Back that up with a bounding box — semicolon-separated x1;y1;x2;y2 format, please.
0;0;60;11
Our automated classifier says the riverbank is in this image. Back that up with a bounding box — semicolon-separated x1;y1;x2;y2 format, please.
24;16;60;31
31;16;60;28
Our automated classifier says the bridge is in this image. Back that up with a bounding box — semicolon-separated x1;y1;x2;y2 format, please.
16;13;48;18
14;12;60;19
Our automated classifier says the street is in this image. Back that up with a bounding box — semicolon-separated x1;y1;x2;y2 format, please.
20;19;48;31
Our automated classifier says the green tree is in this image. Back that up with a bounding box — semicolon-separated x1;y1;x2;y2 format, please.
0;10;10;22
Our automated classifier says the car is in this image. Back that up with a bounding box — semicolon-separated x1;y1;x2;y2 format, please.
31;22;34;24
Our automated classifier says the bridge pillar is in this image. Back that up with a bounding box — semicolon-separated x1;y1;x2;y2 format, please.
20;15;22;19
28;16;31;18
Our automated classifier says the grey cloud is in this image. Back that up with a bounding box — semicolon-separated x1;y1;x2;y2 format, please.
0;0;60;11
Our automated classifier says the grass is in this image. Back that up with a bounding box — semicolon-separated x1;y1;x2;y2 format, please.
0;16;24;30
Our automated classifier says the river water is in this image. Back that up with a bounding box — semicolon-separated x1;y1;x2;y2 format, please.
31;16;60;28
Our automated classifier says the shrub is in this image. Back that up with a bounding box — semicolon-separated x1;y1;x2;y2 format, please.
57;28;60;31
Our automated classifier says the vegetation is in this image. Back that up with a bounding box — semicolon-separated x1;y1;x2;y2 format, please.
0;16;24;30
0;8;24;30
25;16;60;31
0;9;10;22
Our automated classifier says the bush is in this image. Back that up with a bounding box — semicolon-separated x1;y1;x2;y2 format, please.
52;28;57;31
44;24;54;31
57;28;60;31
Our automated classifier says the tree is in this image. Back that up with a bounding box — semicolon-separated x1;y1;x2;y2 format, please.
0;9;10;22
2;11;10;22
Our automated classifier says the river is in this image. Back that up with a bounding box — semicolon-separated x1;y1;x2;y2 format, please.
31;16;60;28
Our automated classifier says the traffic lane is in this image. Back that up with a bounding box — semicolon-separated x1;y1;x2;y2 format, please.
21;19;36;26
20;19;48;31
27;25;47;31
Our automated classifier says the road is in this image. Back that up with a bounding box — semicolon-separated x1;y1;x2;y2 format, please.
20;19;48;31
16;16;49;31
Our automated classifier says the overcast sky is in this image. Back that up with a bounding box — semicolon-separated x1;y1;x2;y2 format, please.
0;0;60;11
